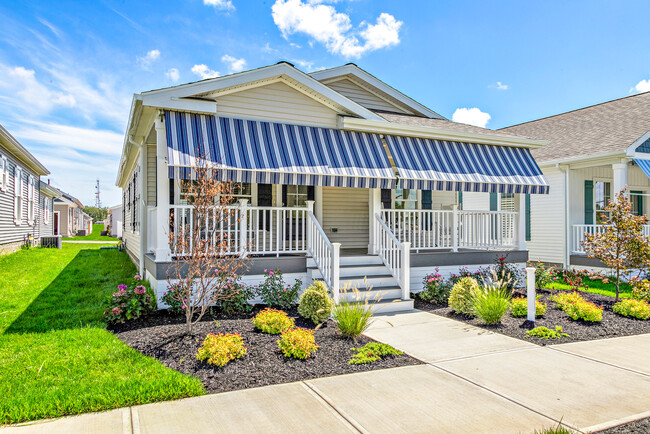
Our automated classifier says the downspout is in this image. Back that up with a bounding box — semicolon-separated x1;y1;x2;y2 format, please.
556;163;570;268
128;137;146;276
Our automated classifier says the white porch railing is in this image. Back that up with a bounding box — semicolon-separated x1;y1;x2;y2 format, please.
572;224;650;254
381;208;519;251
306;203;340;302
375;212;410;300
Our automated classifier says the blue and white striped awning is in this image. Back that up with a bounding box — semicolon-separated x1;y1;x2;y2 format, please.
384;135;549;194
164;111;396;189
634;159;650;180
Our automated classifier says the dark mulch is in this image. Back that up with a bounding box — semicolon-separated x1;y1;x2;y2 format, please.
414;290;650;345
597;417;650;433
109;306;420;393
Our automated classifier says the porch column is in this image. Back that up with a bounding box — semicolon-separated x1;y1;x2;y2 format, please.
516;194;527;251
154;113;172;262
314;186;323;222
612;160;628;197
368;188;381;254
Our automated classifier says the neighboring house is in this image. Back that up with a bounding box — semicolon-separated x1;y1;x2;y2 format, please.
39;180;62;237
501;91;650;268
53;191;85;237
106;204;123;238
0;124;50;254
115;62;549;312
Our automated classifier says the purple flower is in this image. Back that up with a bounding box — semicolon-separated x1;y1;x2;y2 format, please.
118;284;128;291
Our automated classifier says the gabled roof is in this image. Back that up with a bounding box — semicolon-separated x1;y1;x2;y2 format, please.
0;124;49;176
500;91;650;163
55;190;83;208
39;181;62;198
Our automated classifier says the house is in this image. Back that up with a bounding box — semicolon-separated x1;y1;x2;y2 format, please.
106;204;123;238
53;191;85;237
0;124;50;254
39;180;62;237
501;91;650;269
115;62;549;312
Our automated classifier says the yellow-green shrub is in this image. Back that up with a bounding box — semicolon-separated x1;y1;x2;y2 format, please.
448;277;480;315
550;292;603;322
298;280;334;325
196;333;247;367
277;328;319;359
510;296;547;318
613;299;650;320
252;308;295;334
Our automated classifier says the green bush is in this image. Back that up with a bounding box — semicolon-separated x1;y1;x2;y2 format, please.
418;267;450;303
526;326;569;340
530;261;559;289
349;343;403;364
196;333;247;367
612;299;650;320
256;269;301;309
448;277;480;315
277;328;319;359
332;286;374;338
252;308;295;334
550;292;603;322
510;296;547;318
632;279;650;301
104;274;156;323
472;286;510;325
298;280;334;324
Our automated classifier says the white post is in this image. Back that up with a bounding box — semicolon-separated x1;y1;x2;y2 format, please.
612;161;628;196
154;113;172;262
401;241;411;300
306;200;314;254
517;194;527;251
331;242;341;303
452;204;459;252
368;188;381;254
238;199;248;255
526;267;536;322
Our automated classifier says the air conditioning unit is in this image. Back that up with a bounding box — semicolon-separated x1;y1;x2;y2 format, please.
41;235;62;249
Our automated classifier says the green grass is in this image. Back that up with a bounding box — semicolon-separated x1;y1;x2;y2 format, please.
547;277;633;298
62;223;118;241
0;244;204;425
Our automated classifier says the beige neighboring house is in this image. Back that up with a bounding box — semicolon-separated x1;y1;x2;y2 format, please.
115;62;550;312
39;180;61;237
53;192;84;237
106;204;122;238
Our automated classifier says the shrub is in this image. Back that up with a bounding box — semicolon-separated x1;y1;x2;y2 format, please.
510;296;547;318
104;275;156;323
418;267;451;304
472;286;510;325
526;326;569;340
632;279;650;301
161;283;184;315
252;308;295;334
256;269;301;309
298;280;334;325
492;255;523;292
215;279;255;315
448;277;480;315
349;342;403;364
550;292;603;322
277;327;319;359
448;267;490;286
196;333;247;367
529;261;559;289
612;299;650;320
332;286;374;338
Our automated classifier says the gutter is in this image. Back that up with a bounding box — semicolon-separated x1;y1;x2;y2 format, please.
538;150;626;168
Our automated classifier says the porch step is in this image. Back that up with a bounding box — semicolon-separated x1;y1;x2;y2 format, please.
339;285;402;302
307;263;392;277
368;298;415;314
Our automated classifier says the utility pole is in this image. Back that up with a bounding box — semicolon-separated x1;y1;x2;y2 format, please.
95;179;102;208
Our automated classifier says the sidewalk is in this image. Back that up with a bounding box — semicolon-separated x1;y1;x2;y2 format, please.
4;311;650;433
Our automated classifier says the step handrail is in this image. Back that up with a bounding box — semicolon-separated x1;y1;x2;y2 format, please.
306;210;340;302
374;212;410;300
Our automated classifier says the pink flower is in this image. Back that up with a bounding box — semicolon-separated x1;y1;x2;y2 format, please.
112;307;122;315
427;278;435;283
264;269;267;273
134;285;146;295
269;270;274;276
133;274;142;281
113;289;127;297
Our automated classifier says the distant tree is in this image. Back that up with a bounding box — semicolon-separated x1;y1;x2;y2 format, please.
583;188;650;301
84;206;108;221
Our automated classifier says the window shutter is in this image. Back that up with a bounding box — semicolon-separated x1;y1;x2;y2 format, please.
307;186;315;201
458;191;463;209
380;189;391;209
489;193;498;211
421;190;432;210
584;180;594;224
257;184;272;206
281;186;288;207
632;190;644;216
525;194;531;241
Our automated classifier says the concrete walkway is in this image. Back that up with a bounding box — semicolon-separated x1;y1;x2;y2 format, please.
5;311;650;433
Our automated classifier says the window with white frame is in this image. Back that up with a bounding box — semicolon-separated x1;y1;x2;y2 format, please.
500;193;515;211
27;175;35;225
14;166;23;224
285;185;308;207
394;181;417;209
0;155;7;192
595;181;611;224
43;197;50;225
179;181;252;205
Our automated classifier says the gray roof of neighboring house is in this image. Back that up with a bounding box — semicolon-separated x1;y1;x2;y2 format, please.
500;92;650;163
55;190;84;208
0;124;50;175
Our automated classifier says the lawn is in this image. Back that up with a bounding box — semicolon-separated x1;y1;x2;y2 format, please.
62;223;118;241
0;244;204;425
546;278;634;298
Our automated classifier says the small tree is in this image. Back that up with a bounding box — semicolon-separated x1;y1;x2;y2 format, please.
583;188;650;301
166;157;248;334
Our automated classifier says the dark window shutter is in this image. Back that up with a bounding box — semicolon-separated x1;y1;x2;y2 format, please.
458;191;463;209
257;184;272;206
632;190;643;216
525;194;531;241
169;180;175;205
380;189;391;209
421;190;432;209
584;180;594;224
307;186;315;201
282;186;288;207
489;193;498;211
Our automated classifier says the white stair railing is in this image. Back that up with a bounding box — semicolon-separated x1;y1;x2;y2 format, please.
375;212;410;300
305;202;340;302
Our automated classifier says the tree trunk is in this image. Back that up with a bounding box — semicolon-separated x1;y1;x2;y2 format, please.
616;268;620;302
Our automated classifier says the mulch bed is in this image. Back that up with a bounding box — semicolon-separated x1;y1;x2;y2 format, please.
414;290;650;345
597;417;650;433
109;306;420;394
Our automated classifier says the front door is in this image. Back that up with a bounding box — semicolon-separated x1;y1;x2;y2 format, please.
54;212;59;235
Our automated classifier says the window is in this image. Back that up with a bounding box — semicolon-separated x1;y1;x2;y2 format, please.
395;181;417;209
43;197;50;225
13;166;23;224
631;191;645;216
27;175;35;225
0;155;7;192
500;193;515;212
285;185;308;207
179;181;251;205
595;181;611;224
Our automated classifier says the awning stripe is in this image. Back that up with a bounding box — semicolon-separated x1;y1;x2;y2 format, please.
384;135;550;194
165;111;396;189
635;158;650;180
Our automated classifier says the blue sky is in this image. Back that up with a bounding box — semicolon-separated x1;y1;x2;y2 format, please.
1;0;649;206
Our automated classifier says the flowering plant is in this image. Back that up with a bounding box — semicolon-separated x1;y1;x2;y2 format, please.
104;274;156;323
448;267;490;286
215;278;255;315
161;283;185;315
418;267;451;304
528;260;559;289
256;269;301;309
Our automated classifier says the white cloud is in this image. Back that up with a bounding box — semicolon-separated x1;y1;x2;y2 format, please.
0;65;76;114
452;107;491;128
494;81;509;90
271;0;402;58
166;68;180;82
137;49;160;69
191;64;220;79
633;79;650;93
221;55;247;73
204;0;235;11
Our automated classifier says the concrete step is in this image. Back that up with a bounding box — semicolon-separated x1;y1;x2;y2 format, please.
368;298;415;314
308;263;391;277
339;255;383;266
339;274;397;288
339;285;402;302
